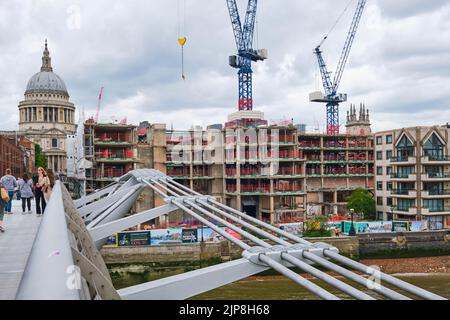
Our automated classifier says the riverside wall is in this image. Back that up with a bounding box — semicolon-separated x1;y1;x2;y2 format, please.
102;230;450;266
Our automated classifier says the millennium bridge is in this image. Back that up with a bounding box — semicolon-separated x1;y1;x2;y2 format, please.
0;169;446;300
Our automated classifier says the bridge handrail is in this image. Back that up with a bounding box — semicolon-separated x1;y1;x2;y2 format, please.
16;182;81;300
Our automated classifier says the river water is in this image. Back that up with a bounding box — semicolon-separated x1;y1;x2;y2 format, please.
110;267;450;299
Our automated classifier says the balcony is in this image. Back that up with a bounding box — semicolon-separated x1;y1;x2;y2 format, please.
422;155;450;165
393;206;418;216
390;156;416;165
422;189;450;198
390;173;416;181
421;172;450;181
421;207;450;216
391;189;417;198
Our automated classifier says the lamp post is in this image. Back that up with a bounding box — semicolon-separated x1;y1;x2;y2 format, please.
390;206;395;232
349;208;356;236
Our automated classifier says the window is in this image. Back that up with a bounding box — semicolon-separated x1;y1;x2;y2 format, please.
387;197;393;206
376;136;382;145
423;199;444;212
398;166;414;178
386;150;393;160
52;138;58;148
377;182;383;190
377;212;384;220
423;133;444;160
386;135;393;144
377;166;383;176
396;135;414;160
387;182;393;191
377;151;383;160
377;197;383;206
397;199;415;212
386;166;392;175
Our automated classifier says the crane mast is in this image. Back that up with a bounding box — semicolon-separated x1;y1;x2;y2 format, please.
226;0;267;111
310;0;367;135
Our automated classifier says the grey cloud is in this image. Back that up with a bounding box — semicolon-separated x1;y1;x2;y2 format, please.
0;0;449;133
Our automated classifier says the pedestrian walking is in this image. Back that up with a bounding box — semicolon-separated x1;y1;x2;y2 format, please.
16;176;22;200
0;182;9;233
43;169;55;202
0;169;17;214
18;173;34;215
34;167;47;216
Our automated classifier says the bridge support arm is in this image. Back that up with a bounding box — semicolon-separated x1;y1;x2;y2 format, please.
88;204;178;242
118;259;269;300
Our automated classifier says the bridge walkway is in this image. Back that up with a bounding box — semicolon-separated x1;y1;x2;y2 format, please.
0;200;41;299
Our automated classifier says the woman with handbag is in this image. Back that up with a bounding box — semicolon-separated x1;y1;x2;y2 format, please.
34;167;47;216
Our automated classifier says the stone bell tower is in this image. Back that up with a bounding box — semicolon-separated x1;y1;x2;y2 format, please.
345;103;372;136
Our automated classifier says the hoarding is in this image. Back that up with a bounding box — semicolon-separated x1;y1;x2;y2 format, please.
118;231;151;247
182;228;198;243
150;228;182;245
279;223;304;237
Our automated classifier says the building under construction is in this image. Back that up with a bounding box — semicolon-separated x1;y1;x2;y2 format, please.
301;105;374;218
84;121;138;193
130;105;373;225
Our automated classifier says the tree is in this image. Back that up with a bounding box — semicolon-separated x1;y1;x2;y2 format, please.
35;144;47;169
304;215;332;238
346;188;376;220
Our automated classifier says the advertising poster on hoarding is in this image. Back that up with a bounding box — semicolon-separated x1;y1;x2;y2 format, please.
410;221;428;232
150;228;182;245
279;223;304;237
118;231;151;247
322;221;342;232
197;227;226;242
182;228;198;243
105;234;118;247
366;221;393;233
393;221;410;232
341;221;369;234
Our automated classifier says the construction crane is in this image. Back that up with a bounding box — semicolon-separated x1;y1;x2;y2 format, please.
310;0;367;135
226;0;267;111
94;87;104;123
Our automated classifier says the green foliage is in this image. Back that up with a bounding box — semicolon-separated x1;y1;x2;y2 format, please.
346;188;376;220
35;144;47;169
304;215;332;238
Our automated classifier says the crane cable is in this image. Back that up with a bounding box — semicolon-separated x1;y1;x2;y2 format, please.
318;0;355;48
177;0;187;80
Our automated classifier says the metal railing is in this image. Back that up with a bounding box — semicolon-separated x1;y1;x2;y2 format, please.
424;155;450;162
425;172;450;179
391;189;415;195
16;182;120;300
390;173;415;179
426;206;450;213
390;156;414;163
424;189;450;196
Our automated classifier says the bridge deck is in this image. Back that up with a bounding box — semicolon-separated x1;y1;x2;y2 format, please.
0;200;41;300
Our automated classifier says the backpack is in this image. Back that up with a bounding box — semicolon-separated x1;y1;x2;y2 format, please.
1;187;9;202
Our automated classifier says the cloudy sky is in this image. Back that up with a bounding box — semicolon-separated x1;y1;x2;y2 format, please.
1;0;450;133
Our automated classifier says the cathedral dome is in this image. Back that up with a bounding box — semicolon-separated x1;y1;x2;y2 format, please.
24;40;69;96
26;71;68;95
